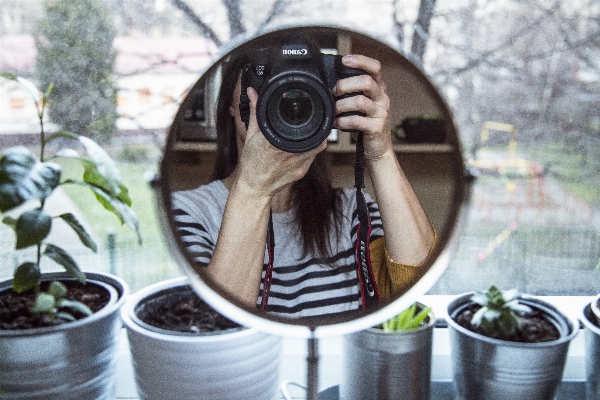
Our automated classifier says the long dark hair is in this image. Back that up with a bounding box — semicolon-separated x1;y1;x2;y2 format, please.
212;54;343;259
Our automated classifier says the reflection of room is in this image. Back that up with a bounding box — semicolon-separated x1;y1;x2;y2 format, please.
166;30;457;235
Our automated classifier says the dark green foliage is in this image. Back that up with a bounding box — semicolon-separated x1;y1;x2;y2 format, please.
0;75;141;318
36;0;117;143
0;147;61;212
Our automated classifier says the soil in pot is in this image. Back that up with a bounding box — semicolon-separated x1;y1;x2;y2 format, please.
135;287;240;333
0;280;111;330
453;303;560;343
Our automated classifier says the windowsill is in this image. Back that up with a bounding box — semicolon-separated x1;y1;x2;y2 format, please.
114;294;596;399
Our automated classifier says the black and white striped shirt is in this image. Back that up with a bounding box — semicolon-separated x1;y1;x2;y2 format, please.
171;180;383;319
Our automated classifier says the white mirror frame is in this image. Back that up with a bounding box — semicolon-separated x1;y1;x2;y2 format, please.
155;23;471;339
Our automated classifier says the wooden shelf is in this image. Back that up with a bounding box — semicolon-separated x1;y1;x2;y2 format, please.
172;132;454;154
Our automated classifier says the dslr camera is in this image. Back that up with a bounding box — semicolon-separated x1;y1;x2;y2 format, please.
239;37;365;153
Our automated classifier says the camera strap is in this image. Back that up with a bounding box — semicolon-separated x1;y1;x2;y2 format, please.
354;133;380;308
261;210;275;311
260;134;380;311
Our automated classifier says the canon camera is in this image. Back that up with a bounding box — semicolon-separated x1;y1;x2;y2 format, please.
239;37;365;153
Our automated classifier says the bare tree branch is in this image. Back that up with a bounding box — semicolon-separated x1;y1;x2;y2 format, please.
169;0;222;46
392;0;404;50
411;0;437;61
256;0;288;33
223;0;246;38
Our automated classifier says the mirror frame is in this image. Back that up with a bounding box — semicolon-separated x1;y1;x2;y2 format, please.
156;24;471;338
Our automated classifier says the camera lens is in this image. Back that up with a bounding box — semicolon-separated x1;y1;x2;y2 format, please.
257;71;335;153
278;89;312;126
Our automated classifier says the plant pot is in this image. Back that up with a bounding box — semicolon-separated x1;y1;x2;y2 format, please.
0;271;128;399
445;292;578;400
590;293;600;323
582;300;600;400
120;276;283;400
340;303;434;400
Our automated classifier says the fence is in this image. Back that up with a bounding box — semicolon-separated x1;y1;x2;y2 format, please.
2;223;599;296
0;229;182;293
431;225;600;296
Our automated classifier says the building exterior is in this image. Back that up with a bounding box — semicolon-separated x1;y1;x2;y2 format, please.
0;35;217;136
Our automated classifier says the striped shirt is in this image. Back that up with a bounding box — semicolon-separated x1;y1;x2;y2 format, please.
171;180;384;319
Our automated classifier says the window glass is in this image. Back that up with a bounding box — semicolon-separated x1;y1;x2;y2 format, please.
424;0;600;295
1;0;598;295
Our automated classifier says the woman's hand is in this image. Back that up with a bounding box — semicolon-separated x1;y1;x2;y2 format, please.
332;54;392;161
235;87;327;199
333;54;435;267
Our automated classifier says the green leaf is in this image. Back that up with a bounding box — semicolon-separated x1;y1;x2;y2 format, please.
78;136;122;197
13;262;41;293
381;303;432;332
57;299;93;317
2;215;17;229
15;209;52;249
32;292;56;314
57;213;97;252
43;243;86;284
55;311;76;322
43;131;79;146
0;147;61;212
47;281;67;299
87;184;142;244
42;83;54;109
0;72;17;81
409;307;433;330
61;179;142;245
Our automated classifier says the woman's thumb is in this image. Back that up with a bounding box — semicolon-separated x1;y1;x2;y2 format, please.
247;86;259;133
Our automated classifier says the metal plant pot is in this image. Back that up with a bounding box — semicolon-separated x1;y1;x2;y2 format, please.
120;277;283;400
0;271;129;399
445;293;579;400
582;300;600;400
340;304;434;400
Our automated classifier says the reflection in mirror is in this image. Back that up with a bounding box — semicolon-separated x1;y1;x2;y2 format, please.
159;26;467;329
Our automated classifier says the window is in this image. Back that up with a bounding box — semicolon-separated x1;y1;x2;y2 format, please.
137;88;152;105
9;97;25;109
0;0;598;296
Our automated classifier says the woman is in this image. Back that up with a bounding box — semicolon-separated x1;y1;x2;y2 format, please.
172;51;436;319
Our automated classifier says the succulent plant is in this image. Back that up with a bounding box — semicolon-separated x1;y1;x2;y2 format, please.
470;285;532;339
381;303;432;332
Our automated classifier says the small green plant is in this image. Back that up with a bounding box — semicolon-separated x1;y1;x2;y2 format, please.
31;281;93;321
470;285;532;338
381;303;432;332
0;73;141;322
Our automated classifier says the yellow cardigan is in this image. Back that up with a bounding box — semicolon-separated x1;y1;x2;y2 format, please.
369;230;438;300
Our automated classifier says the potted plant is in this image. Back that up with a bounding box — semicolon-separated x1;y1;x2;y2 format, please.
340;302;435;400
120;276;283;400
0;74;141;398
445;285;579;400
582;292;600;399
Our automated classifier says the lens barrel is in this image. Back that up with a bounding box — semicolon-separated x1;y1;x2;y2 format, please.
256;71;335;153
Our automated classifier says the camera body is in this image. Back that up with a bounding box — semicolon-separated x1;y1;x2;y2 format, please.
239;38;365;153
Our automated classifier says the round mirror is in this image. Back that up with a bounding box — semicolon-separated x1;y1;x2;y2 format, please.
156;25;469;338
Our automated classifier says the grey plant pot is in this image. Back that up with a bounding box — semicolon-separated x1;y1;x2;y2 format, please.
0;271;129;399
582;298;600;400
445;292;579;400
340;304;434;400
120;276;283;400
